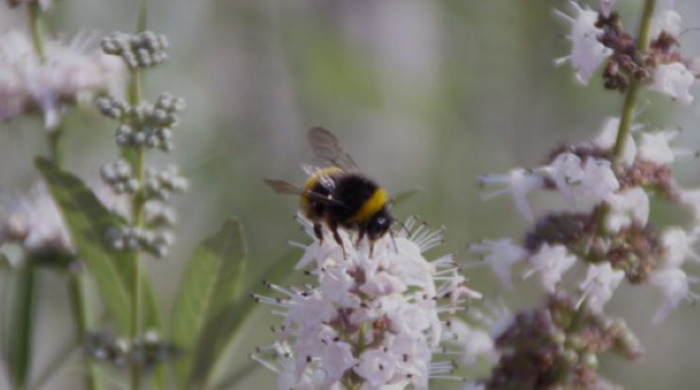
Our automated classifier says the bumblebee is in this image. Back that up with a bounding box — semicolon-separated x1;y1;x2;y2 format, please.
265;127;394;256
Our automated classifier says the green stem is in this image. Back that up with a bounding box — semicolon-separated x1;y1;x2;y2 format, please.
67;272;102;390
597;0;658;231
128;68;145;390
611;0;657;165
27;2;46;63
47;125;64;167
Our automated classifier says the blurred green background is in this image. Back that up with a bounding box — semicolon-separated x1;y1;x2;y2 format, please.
1;0;700;388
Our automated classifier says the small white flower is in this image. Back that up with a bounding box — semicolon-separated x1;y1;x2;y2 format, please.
446;320;496;366
524;243;577;293
580;158;620;202
539;153;583;203
651;10;682;39
479;169;546;222
650;62;695;106
660;227;700;269
600;0;620;17
649;268;699;323
354;348;397;388
637;130;679;165
605;187;650;233
0;30;125;129
555;1;613;84
469;239;527;289
578;263;625;313
594;117;637;166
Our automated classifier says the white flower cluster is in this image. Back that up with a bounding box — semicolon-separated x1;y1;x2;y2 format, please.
557;1;698;104
0;30;125;129
477;118;700;322
254;219;481;390
96;93;185;152
101;31;169;70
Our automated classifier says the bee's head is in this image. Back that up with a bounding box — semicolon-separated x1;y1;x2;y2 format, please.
367;208;394;242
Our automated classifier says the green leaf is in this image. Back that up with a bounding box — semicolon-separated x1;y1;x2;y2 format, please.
1;265;39;390
35;157;131;334
171;219;248;387
188;249;297;390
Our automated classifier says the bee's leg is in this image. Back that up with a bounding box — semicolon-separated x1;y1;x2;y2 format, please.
356;226;366;248
329;222;346;259
369;240;375;258
313;223;324;244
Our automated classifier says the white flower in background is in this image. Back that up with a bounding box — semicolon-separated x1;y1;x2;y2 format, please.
479;169;546;222
0;181;128;258
0;30;125;129
580;158;620;202
594;117;637;166
555;1;612;84
605;187;649;233
523;243;577;293
599;0;620;17
469;239;527;289
578;263;625;313
660;227;699;269
637;130;680;165
0;181;71;254
6;0;54;10
649;268;699;324
651;10;682;38
254;219;481;390
649;62;695;106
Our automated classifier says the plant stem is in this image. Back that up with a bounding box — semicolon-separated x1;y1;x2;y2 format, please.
128;68;145;390
597;0;657;232
611;0;657;165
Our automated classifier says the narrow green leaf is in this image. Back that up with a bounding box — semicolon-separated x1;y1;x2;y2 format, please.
171;219;247;387
0;252;9;269
188;250;297;390
35;157;131;334
1;265;39;390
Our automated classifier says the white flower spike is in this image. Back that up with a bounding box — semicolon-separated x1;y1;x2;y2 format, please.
256;219;481;390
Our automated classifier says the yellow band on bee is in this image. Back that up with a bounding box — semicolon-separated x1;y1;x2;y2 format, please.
303;167;343;191
349;188;388;223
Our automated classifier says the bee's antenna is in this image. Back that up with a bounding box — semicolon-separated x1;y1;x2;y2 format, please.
393;219;411;237
390;230;399;254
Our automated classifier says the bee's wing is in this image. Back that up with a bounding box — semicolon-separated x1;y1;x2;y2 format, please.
308;127;361;172
264;179;305;195
264;179;343;206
